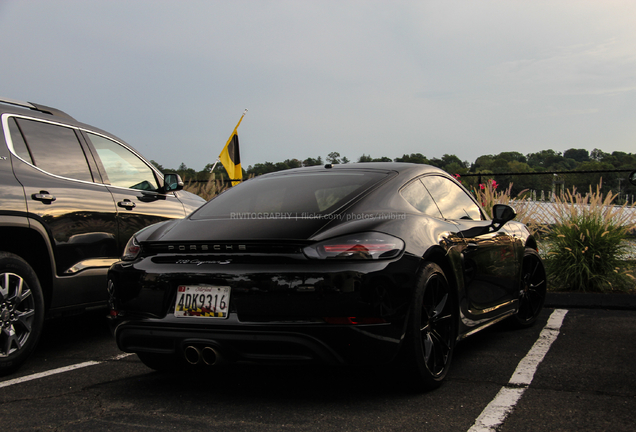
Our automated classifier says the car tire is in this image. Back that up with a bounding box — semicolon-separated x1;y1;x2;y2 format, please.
510;248;547;328
137;352;180;372
399;262;457;391
0;252;45;376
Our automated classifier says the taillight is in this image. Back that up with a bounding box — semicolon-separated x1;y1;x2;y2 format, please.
303;232;404;260
122;236;141;261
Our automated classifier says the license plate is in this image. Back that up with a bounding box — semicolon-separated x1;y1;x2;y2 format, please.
174;285;230;318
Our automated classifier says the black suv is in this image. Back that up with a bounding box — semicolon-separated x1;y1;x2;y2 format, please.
0;97;205;374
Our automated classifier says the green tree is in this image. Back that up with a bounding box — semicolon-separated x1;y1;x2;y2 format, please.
490;158;510;172
176;163;196;180
472;155;495;171
359;154;393;162
441;154;467;170
303;156;323;166
497;151;527;163
247;162;278;175
527;150;564;169
563;148;590;162
150;159;166;172
428;157;443;169
444;162;468;176
395;153;429;164
326;152;341;164
590;148;609;162
284;159;302;169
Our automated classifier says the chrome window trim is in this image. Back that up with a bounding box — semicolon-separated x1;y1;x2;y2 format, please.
81;128;164;180
1;113;100;186
1;113;172;197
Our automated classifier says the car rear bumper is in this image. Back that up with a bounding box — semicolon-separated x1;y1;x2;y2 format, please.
112;316;405;366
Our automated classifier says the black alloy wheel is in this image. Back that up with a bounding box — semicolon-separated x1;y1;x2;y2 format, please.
0;252;45;376
400;262;457;391
512;248;547;327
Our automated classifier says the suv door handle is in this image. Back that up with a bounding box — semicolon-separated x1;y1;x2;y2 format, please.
32;191;56;203
118;199;136;209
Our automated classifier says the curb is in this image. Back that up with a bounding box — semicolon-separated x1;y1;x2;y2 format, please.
545;292;636;311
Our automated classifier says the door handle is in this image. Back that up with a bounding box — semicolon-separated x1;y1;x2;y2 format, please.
32;191;56;203
118;199;136;209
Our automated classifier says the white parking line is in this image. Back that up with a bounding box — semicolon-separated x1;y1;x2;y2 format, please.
0;353;134;389
468;309;569;432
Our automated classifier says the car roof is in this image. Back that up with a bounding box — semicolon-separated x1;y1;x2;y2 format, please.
260;162;447;178
0;97;76;121
0;96;126;143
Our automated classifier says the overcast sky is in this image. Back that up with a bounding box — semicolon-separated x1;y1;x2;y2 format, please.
1;1;635;171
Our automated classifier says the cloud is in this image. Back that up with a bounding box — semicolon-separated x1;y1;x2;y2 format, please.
493;38;636;96
1;1;636;169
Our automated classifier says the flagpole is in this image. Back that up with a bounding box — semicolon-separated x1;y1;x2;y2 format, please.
234;109;248;131
210;159;220;174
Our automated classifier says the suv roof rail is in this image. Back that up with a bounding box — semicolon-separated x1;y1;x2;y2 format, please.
0;97;76;121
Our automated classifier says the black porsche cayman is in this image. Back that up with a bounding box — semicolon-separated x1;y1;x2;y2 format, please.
107;162;546;390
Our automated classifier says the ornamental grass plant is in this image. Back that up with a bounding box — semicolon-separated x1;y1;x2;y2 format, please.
470;179;537;230
470;178;636;292
183;175;227;201
542;184;636;293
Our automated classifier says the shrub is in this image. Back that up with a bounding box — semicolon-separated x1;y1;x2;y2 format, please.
543;185;636;292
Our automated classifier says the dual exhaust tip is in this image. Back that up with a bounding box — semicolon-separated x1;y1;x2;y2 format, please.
184;345;222;366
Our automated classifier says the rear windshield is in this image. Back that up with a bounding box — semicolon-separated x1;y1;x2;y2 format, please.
191;170;389;219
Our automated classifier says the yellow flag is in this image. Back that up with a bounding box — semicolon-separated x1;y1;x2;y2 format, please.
219;111;246;186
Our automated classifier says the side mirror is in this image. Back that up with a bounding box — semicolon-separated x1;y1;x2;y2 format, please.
492;204;516;225
629;170;636;186
458;204;517;238
163;173;184;192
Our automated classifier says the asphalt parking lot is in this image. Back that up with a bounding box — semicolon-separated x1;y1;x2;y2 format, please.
0;298;634;431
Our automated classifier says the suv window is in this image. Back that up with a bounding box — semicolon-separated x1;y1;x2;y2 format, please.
7;118;33;164
15;118;93;182
421;175;484;221
86;132;159;191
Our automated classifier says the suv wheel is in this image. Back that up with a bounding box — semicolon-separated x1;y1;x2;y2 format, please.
0;252;45;376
